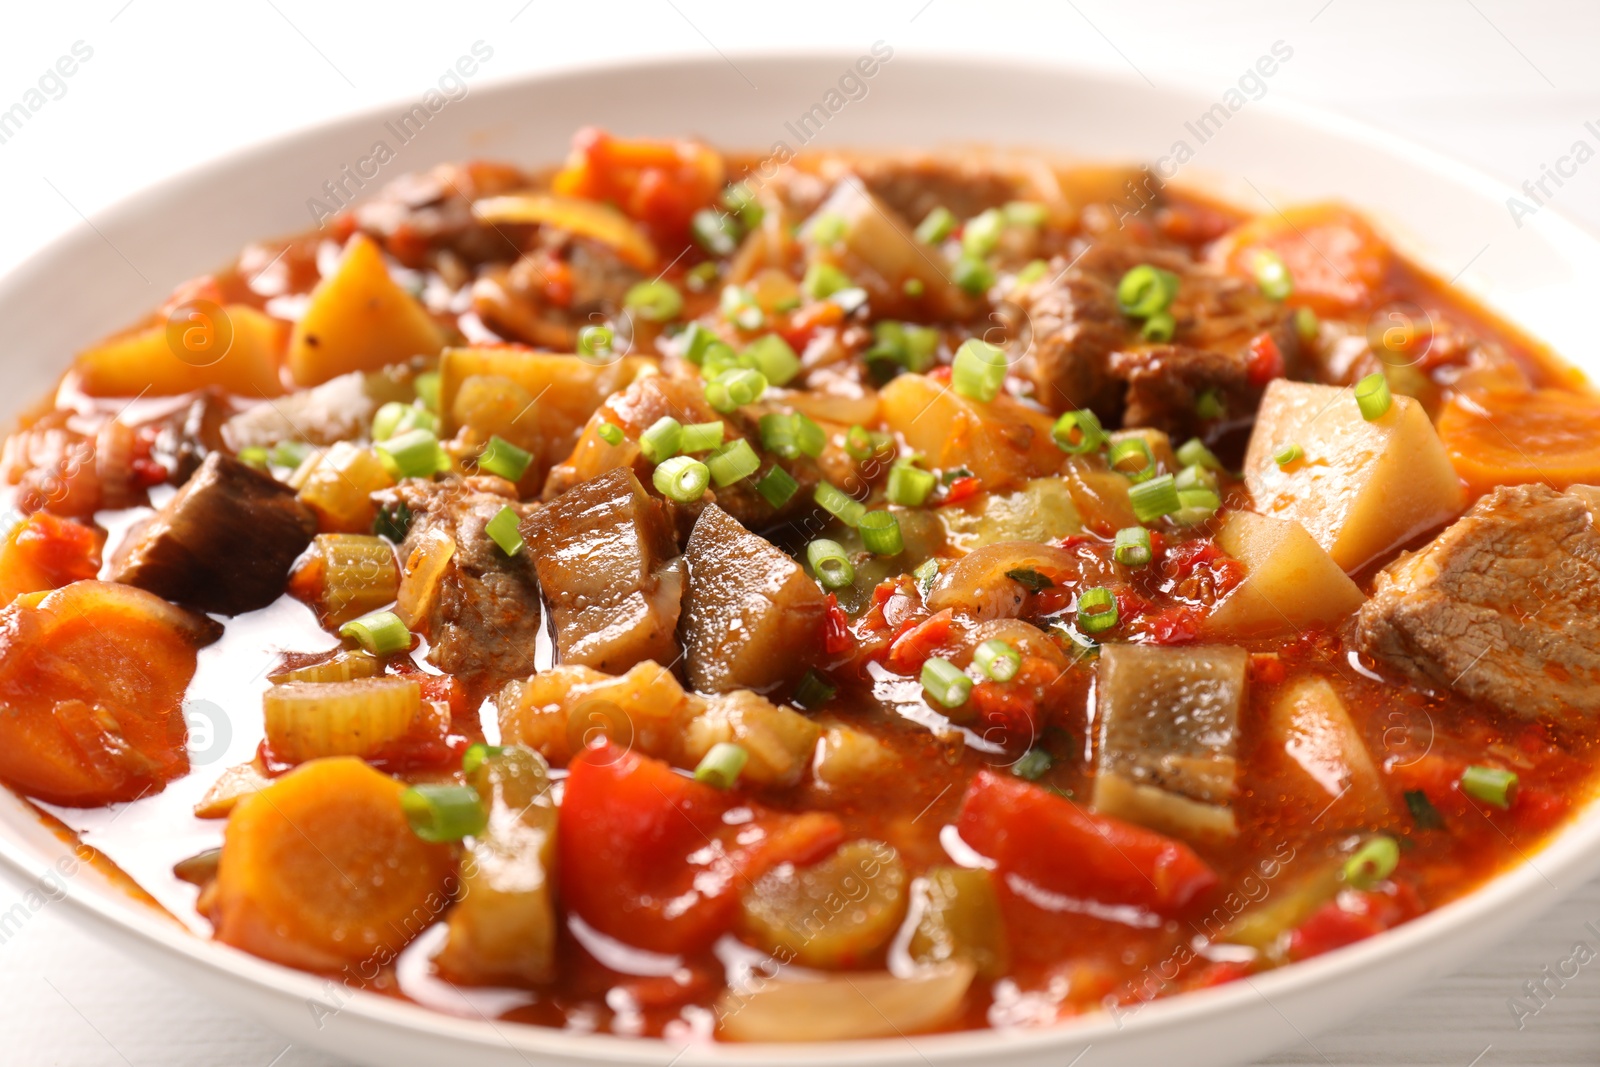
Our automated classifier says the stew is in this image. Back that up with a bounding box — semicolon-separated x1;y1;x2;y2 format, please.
4;127;1600;1041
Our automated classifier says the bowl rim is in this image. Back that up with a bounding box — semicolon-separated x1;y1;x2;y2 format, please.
2;48;1597;1064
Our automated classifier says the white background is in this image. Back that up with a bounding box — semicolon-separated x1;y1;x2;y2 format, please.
4;1;1600;1064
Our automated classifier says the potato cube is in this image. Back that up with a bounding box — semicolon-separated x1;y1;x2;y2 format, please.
880;374;1063;492
1207;510;1365;636
1265;676;1388;821
1244;380;1465;572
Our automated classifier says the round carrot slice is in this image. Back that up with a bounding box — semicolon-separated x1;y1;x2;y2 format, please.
1212;203;1393;315
1438;388;1600;496
211;757;456;973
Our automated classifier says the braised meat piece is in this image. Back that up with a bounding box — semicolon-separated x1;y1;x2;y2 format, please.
110;452;316;615
523;468;684;673
354;161;527;268
678;504;827;694
392;478;542;690
1354;484;1600;723
1012;245;1130;417
854;155;1026;226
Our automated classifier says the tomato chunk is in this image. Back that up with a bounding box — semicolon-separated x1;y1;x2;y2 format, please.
956;771;1217;918
558;742;844;955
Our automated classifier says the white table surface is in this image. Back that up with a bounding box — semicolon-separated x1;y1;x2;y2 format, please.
5;1;1600;1063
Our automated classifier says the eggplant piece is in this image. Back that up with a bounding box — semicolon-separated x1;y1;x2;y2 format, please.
523;468;684;673
110;452;316;615
1092;643;1247;839
679;504;827;694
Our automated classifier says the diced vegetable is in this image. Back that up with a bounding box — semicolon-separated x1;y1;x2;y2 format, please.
295;443;397;535
1244;380;1465;572
557;742;843;955
683;690;822;788
880;373;1063;491
287;533;400;628
907;866;1008;980
957;771;1217;917
802;177;968;319
929;542;1108;621
0;581;218;805
1206;510;1365;637
1093;644;1247;839
474;192;659;270
193;762;272;819
210;757;456;971
394;526;456;629
287;235;445;386
738;840;907;967
1211;203;1393;314
267;648;381;686
262;676;439;765
1218;860;1343;955
1437;388;1600;495
498;661;695;766
716;963;975;1042
935;477;1082;554
1264;677;1389;820
435;746;559;986
812;725;896;789
0;512;103;607
75;303;288;398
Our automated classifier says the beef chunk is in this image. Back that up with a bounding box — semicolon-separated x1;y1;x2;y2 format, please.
1013;246;1129;417
1354;484;1600;723
854;156;1025;226
354;161;527;268
679;504;827;694
110;452;317;615
523;468;684;673
1092;643;1247;838
393;478;542;690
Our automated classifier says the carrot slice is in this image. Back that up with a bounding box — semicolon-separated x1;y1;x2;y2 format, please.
0;580;217;805
0;513;103;606
1438;388;1600;496
1212;203;1392;315
211;757;456;973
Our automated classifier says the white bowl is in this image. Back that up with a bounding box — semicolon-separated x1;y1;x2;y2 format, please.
3;53;1598;1067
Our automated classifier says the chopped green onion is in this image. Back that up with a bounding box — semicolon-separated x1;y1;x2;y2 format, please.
1295;306;1320;343
858;510;904;556
809;213;848;246
961;208;1005;258
974;639;1021;682
1113;526;1152;567
1141;309;1176;343
1173;487;1221;524
1015;258;1049;286
1274;441;1304;467
639;416;683;464
720;285;764;330
1076;587;1119;635
916;206;957;245
1342;836;1399;889
413;371;441;413
842;424;878;462
700;341;749;379
887;464;937;507
597;422;625;446
951;256;995;296
755;465;799;508
477;435;533;482
921;657;972;709
951;338;1008;402
624;280;684;323
913;558;940;599
744;334;801;387
758;412;801;459
339;609;412;655
1108;437;1156;483
1253;250;1294;301
1175;463;1218;493
237;445;269;469
795;413;827;457
694;742;748;789
1005;567;1054;593
402;784;487;843
1004;201;1049;228
271;439;314;470
705;368;767;413
803;262;853;300
792;669;837;710
577;324;614;362
692;209;742;257
1012;747;1052;781
1405;789;1445;830
1176;437;1223;471
377;428;443;480
652;456;711;503
678;420;725;454
813;481;866;527
807;538;855;589
1195;388;1225;420
903;278;925;297
1130;473;1181;523
1116;264;1179;318
461;743;504;776
679;322;718;365
1461;765;1518;809
686;260;720;292
485;505;525;556
706;439;760;487
722;182;764;228
1052;409;1107;454
1355;372;1392;421
864;321;939;376
371;401;409;442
